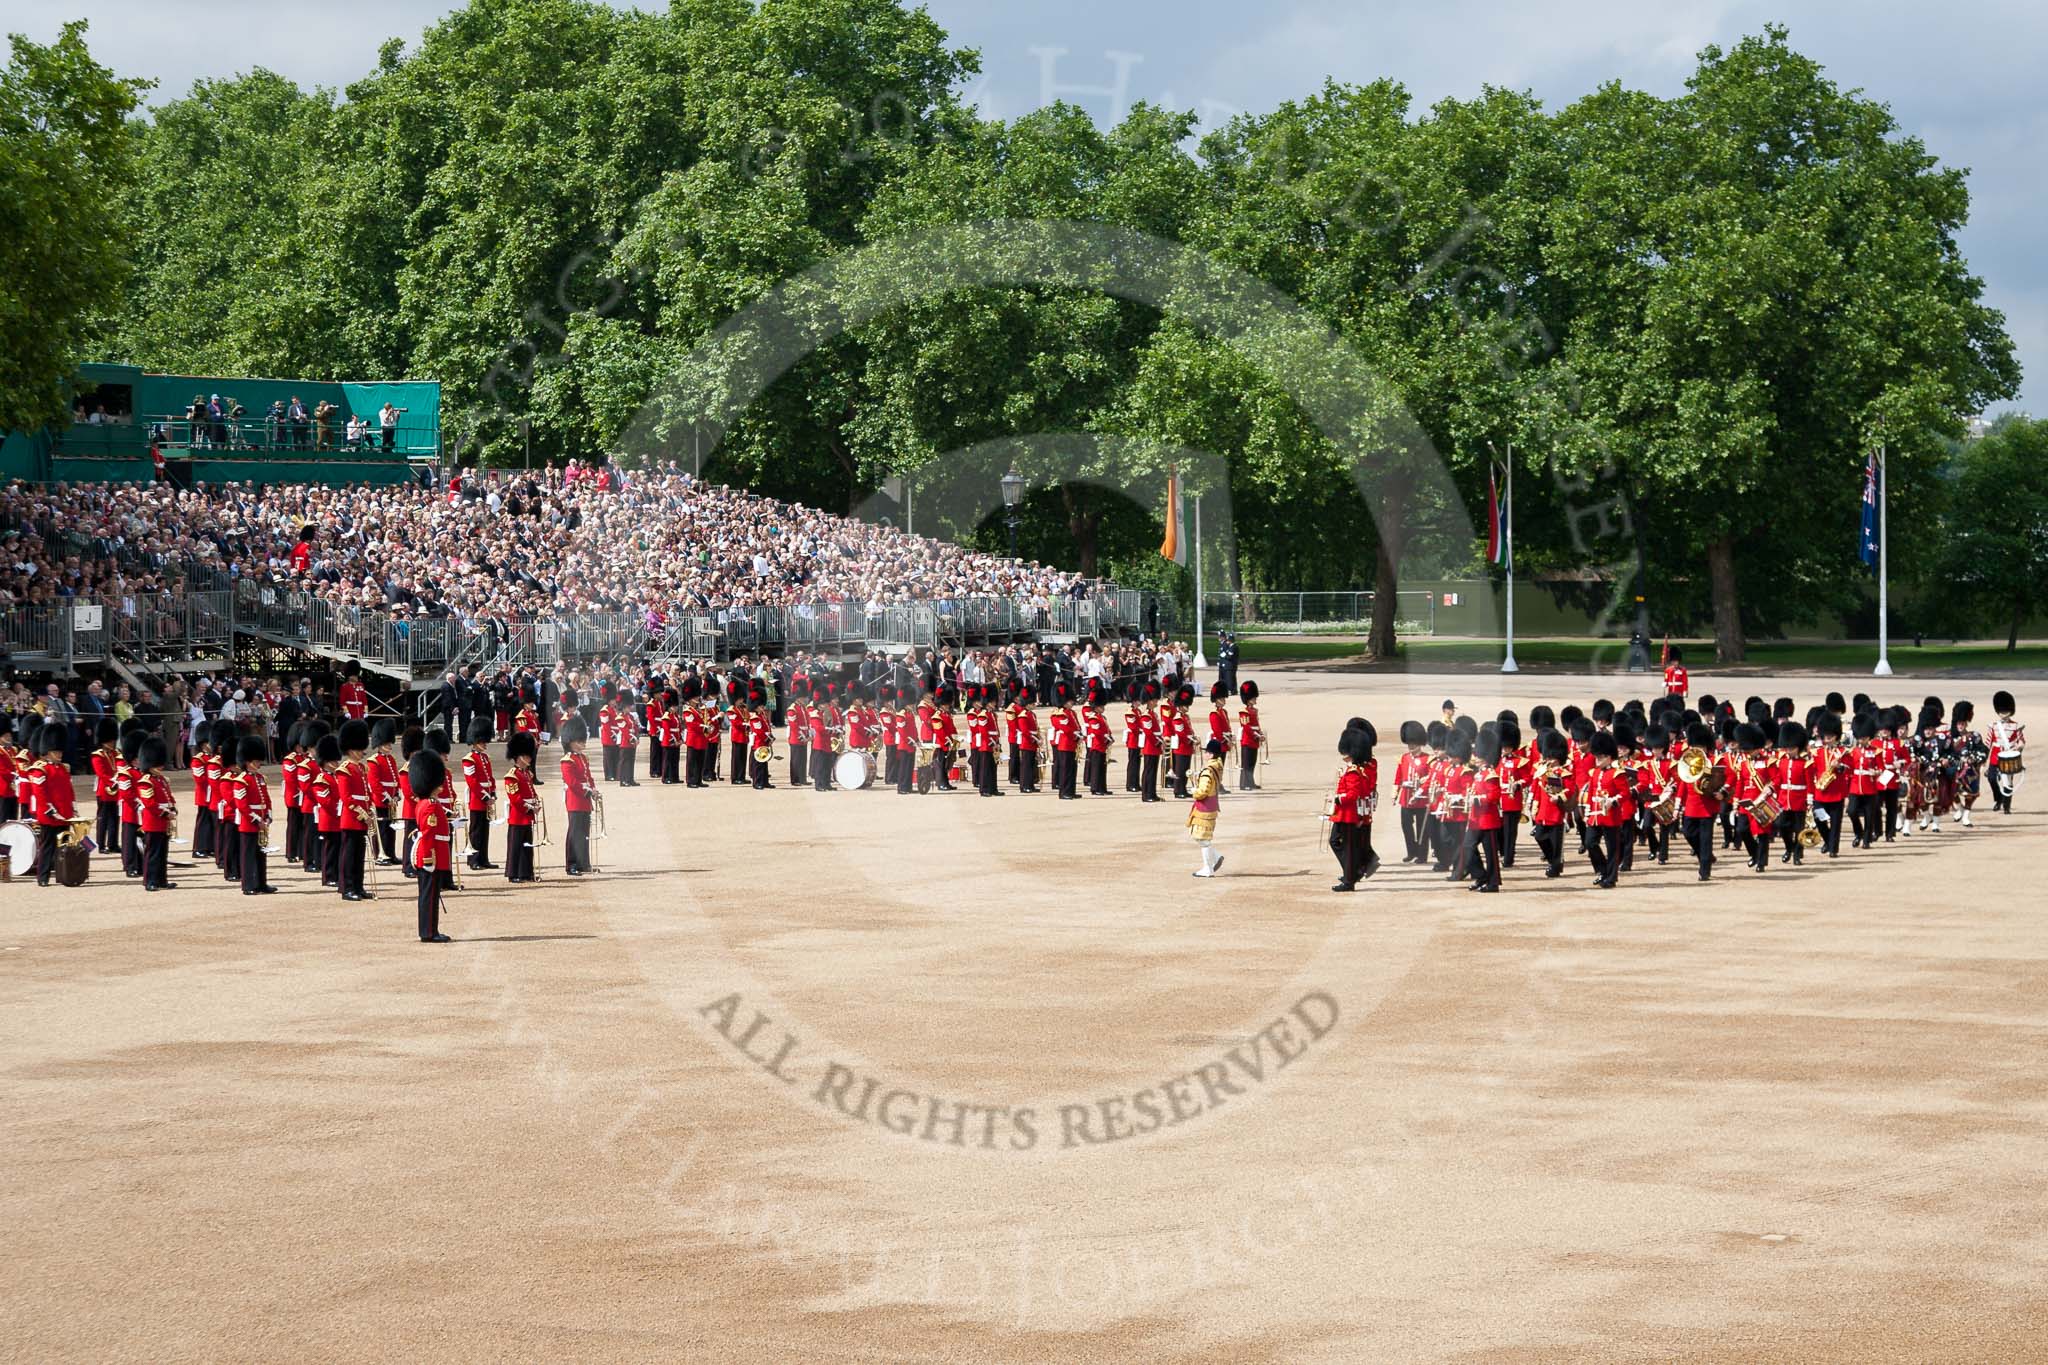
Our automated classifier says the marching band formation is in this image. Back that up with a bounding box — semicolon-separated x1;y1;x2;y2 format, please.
4;673;2027;926
0;665;1269;930
1322;688;2027;894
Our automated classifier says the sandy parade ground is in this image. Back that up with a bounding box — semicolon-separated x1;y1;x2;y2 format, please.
4;670;2045;1362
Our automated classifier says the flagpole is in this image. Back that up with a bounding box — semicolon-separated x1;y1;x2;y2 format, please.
1192;492;1208;669
1501;444;1519;674
1874;440;1892;676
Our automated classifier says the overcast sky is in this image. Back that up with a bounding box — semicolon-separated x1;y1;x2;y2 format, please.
17;1;2041;415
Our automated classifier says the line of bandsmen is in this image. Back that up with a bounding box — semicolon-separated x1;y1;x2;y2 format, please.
1322;689;2027;894
580;672;1268;802
2;712;609;945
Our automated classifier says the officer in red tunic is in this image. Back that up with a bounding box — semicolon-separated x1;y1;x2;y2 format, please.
339;660;369;721
598;686;621;782
1661;646;1689;702
461;717;498;870
932;686;960;791
310;733;342;885
1015;692;1042;794
1773;720;1814;865
613;688;641;787
560;717;596;875
1123;688;1143;793
410;749;453;941
504;732;541;882
1527;726;1571;878
232;735;278;895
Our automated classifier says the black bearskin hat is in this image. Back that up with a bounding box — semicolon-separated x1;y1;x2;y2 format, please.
95;717;118;745
1537;727;1569;762
1588;731;1620;761
371;717;399;748
1777;720;1807;750
1529;704;1555;730
1238;680;1258;702
1685;721;1714;750
1445;728;1473;763
338;719;370;753
1497;719;1522;750
1851;712;1876;741
1951;700;1974;726
408;750;446;797
137;735;168;771
1994;690;2016;715
238;735;269;766
1399;719;1427;746
465;716;494;745
1476;729;1503;766
559;716;588;746
401;725;425;760
506;732;537;763
119;727;149;763
1735;723;1768;753
315;734;343;765
1210;680;1229;703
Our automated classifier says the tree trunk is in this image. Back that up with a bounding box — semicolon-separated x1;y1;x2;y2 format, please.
1061;485;1101;577
1706;535;1745;664
2009;602;2023;652
1368;475;1409;661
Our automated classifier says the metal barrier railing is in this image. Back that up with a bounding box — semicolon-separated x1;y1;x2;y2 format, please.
58;412;441;460
10;577;1171;684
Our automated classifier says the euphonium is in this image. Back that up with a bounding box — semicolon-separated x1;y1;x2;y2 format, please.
1675;746;1713;785
1798;807;1823;848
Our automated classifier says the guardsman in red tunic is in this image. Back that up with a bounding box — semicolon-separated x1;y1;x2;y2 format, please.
1168;683;1197;798
1328;724;1377;891
503;732;541;882
115;726;145;879
1236;680;1264;791
1809;712;1850;856
1082;680;1112;796
1528;726;1572;878
1581;731;1628;888
598;688;621;782
189;730;217;860
89;719;120;858
1049;681;1081;800
297;723;328;874
311;733;342;887
1773;720;1814;865
1439;730;1474;880
460;717;497;870
654;689;682;785
1122;689;1144;793
1497;719;1529;868
810;682;839;793
134;734;176;891
1676;721;1721;880
1465;730;1505;892
1391;721;1429;864
680;678;709;788
232;735;278;895
369;720;401;865
747;682;776;790
1015;695;1042;794
409;750;453;942
0;723;19;824
279;727;305;869
932;687;960;791
30;723;78;886
1137;683;1163;803
785;678;811;790
728;681;752;787
335;720;375;901
1206;680;1233;771
1661;646;1689;702
967;686;1000;797
560;716;597;875
612;690;641;787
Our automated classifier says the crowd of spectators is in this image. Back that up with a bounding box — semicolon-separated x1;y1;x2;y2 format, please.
2;462;1094;640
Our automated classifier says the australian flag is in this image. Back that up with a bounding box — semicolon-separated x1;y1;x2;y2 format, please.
1857;448;1879;571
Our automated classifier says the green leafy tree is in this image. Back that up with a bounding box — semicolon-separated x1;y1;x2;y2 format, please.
1543;27;2018;661
1935;417;2048;649
0;21;148;432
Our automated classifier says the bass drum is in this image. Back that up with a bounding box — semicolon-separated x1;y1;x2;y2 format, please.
834;750;875;791
0;821;36;881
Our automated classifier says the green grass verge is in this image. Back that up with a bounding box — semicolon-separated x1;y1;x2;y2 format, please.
1215;635;2048;671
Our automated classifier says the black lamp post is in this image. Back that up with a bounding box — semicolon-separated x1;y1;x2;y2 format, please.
1000;466;1025;559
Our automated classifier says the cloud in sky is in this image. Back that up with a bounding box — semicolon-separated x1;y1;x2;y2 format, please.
15;0;2039;412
